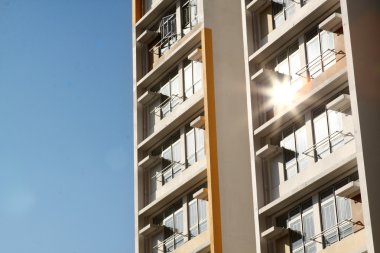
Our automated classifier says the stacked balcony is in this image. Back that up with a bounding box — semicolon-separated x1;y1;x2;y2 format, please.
243;0;366;252
134;1;210;252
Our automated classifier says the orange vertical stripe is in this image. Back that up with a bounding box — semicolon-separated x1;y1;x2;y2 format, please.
202;28;223;253
132;0;142;25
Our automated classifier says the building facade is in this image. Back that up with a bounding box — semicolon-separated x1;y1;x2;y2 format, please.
133;0;380;252
241;0;380;253
132;0;255;252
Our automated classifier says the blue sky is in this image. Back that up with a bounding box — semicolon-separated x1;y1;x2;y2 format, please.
0;0;134;252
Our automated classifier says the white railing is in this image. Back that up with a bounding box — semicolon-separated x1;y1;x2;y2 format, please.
152;161;185;182
152;232;187;252
150;94;183;117
302;130;350;158
296;49;346;79
309;219;356;242
149;32;180;56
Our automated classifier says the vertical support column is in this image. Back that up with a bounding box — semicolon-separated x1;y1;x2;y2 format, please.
176;1;182;40
182;195;189;243
177;62;185;103
312;194;323;252
304;111;315;165
202;28;223;253
340;0;380;252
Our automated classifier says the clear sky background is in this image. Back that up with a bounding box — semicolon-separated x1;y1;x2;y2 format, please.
0;0;134;252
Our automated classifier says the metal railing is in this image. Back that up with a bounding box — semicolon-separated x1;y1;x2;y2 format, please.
150;94;184;117
309;219;357;242
149;31;180;56
152;161;185;182
152;232;187;252
296;49;346;79
302;130;351;158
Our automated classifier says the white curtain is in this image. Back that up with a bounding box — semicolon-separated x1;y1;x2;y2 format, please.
306;35;322;78
295;126;308;171
186;129;196;166
313;112;330;159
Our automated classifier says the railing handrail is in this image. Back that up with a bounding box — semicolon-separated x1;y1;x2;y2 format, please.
302;130;346;157
150;94;184;115
152;231;187;250
296;49;346;78
309;219;355;241
149;32;180;56
152;161;185;180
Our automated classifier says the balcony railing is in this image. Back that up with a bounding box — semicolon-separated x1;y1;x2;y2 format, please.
152;160;185;183
296;49;346;79
153;232;186;252
150;94;184;118
309;219;362;243
303;130;352;159
149;32;180;56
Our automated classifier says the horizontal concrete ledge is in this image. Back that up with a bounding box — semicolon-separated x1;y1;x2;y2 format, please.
319;13;342;33
246;0;270;13
261;226;288;240
171;231;210;253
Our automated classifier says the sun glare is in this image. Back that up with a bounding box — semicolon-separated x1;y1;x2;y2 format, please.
270;77;296;107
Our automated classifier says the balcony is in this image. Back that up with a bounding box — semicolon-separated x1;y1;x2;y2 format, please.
139;158;206;217
259;141;357;216
148;229;210;253
152;160;186;186
253;58;348;138
146;94;184;133
316;227;366;253
137;26;202;91
136;0;177;32
138;89;203;152
248;0;340;64
296;49;346;80
153;232;186;253
303;130;354;161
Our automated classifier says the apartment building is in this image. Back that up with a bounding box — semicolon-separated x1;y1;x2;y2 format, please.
132;0;256;252
241;0;380;253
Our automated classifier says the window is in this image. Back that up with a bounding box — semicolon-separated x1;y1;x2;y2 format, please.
186;125;205;166
184;59;202;98
188;196;208;238
148;72;181;124
160;12;177;54
161;134;182;184
320;180;353;247
274;43;302;88
182;0;198;35
278;123;308;180
147;99;160;136
160;73;181;119
153;201;184;253
150;133;183;190
312;107;344;160
277;199;316;253
272;0;296;28
163;209;184;251
144;0;153;13
305;28;335;79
